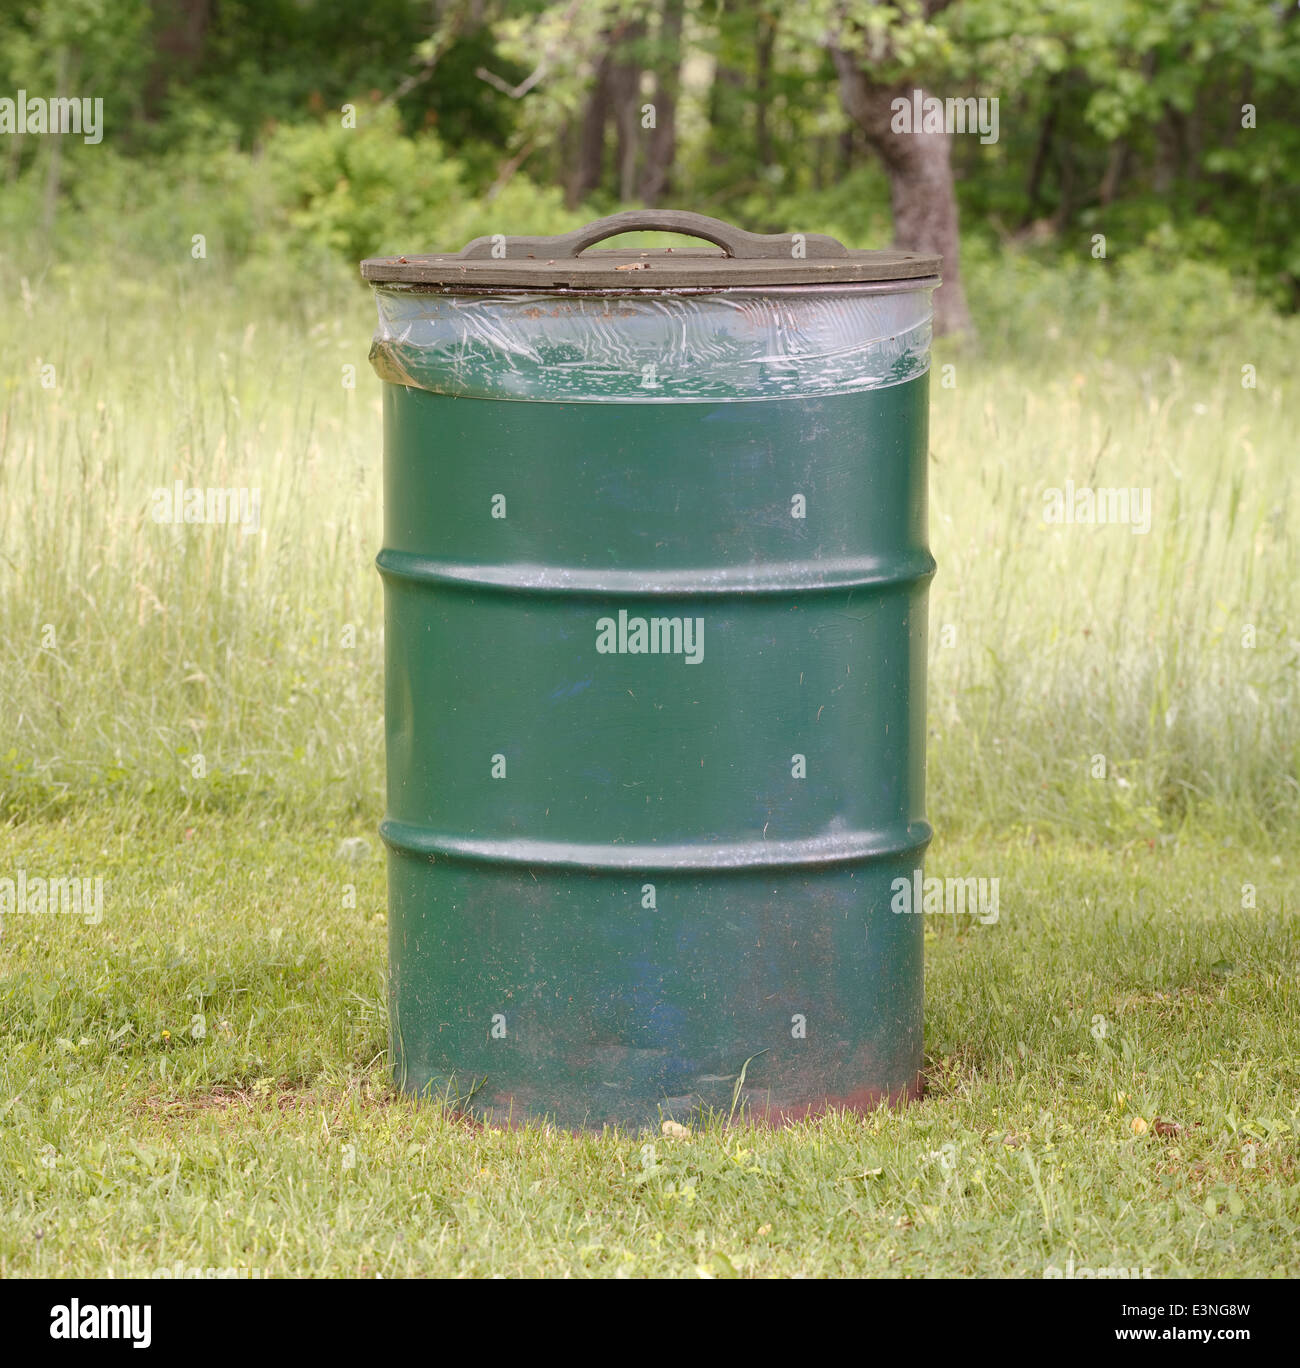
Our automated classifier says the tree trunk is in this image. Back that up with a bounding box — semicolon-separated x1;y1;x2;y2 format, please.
608;21;645;203
566;50;612;207
754;7;776;167
1024;82;1059;223
5;127;23;185
639;0;684;205
838;123;855;176
1153;111;1180;194
831;57;972;337
1098;139;1128;207
705;0;745;171
41;48;69;236
144;0;211;120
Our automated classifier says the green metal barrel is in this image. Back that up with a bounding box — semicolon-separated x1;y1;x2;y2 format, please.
362;211;940;1129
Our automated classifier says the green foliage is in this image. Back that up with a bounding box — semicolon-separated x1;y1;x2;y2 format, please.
731;165;896;245
261;105;583;262
164;0;526;164
263;107;467;263
1;0;1297;303
0;0;152;121
54;116;269;263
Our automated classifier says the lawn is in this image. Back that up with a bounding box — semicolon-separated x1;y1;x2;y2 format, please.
0;817;1295;1277
0;249;1296;1276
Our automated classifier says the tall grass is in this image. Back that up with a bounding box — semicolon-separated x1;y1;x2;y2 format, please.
0;258;383;820
0;247;1296;840
934;250;1298;841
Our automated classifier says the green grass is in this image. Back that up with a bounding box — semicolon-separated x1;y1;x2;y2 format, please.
0;246;1297;1275
0;814;1294;1277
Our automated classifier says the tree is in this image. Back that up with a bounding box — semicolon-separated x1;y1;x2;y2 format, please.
826;0;972;336
143;0;211;120
639;0;685;204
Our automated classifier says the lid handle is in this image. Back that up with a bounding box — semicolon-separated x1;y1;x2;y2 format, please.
454;210;850;261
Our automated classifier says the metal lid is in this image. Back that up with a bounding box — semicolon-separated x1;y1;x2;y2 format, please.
360;209;941;290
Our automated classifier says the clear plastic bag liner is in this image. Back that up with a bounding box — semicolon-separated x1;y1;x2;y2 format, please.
369;284;933;403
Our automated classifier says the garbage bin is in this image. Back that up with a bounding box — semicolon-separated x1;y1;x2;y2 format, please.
362;210;939;1129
